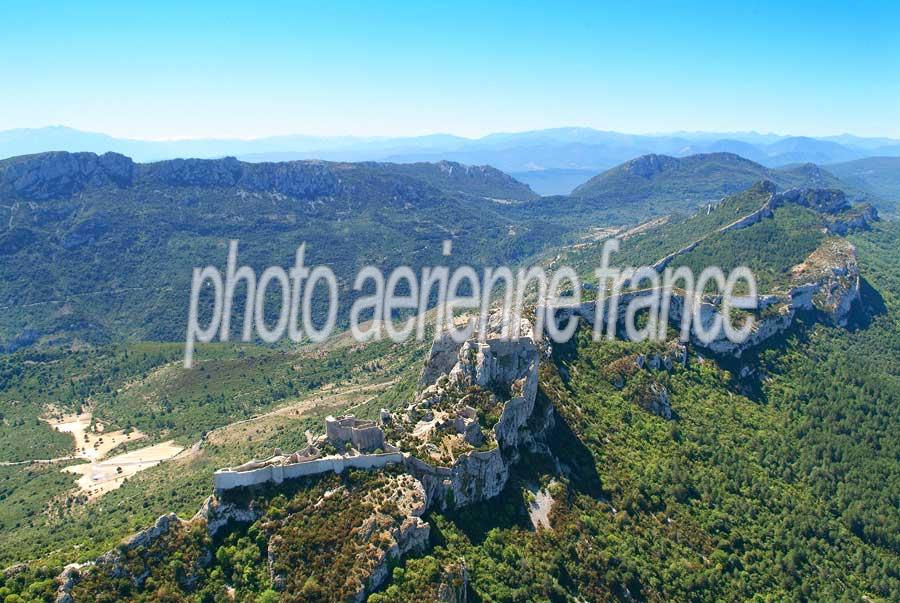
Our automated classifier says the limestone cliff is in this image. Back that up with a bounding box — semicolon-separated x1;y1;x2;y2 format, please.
551;239;859;359
401;332;542;511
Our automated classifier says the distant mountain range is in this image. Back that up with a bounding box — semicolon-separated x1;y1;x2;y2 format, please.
3;126;900;195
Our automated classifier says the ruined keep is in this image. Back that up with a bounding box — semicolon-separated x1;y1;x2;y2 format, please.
326;415;386;452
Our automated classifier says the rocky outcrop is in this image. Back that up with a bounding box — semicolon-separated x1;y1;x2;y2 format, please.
112;512;182;555
54;564;85;603
55;496;265;599
788;238;860;326
253;473;429;602
642;383;673;420
359;477;431;600
552;182;865;359
551;238;860;358
651;183;779;272
617;153;682;179
141;156;244;187
403;333;542;510
1;151;536;204
435;160;536;199
825;204;878;235
53;512;197;599
360;513;430;599
1;152;135;199
368;160;538;201
139;156;343;198
58;474;428;602
407;448;509;510
437;562;469;602
419;333;467;387
0;151;346;201
771;187;850;214
192;495;263;537
651;184;870;274
60;214;110;250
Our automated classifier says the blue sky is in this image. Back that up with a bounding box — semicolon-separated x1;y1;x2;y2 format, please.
2;1;899;139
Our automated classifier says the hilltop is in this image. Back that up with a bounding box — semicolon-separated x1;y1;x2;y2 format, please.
508;153;863;227
571;152;850;212
827;156;900;216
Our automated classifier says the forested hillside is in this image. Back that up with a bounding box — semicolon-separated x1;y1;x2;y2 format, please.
0;152;560;349
371;222;900;602
0;151;897;602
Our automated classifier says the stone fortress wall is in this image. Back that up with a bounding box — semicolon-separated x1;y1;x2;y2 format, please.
325;415;385;452
213;450;403;490
214;413;399;491
214;331;542;508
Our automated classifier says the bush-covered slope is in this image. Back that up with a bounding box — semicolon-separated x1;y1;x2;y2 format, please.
0;155;898;602
375;221;900;602
0;152;561;349
533;153;856;225
828;156;900;216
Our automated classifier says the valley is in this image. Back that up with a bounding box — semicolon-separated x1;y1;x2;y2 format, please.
0;149;897;602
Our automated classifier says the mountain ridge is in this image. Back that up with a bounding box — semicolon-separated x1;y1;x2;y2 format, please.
0;152;537;202
826;156;900;215
0;149;883;350
4;126;900;174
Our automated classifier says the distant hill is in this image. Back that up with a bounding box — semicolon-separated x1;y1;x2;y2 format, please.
827;157;900;215
763;136;862;166
572;153;772;202
552;153;855;223
676;139;767;163
0;152;557;349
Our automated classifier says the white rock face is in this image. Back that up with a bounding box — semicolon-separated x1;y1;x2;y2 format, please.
193;495;263;537
354;476;431;601
549;237;860;358
646;383;673;420
788;238;861;327
419;333;465;386
405;333;542;511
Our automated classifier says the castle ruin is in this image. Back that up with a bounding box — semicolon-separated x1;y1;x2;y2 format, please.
325;415;385;452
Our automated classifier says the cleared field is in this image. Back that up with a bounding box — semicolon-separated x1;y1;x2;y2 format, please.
41;408;182;499
44;409;147;461
64;440;185;499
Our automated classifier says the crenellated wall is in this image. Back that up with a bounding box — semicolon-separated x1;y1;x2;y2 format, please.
213;452;404;491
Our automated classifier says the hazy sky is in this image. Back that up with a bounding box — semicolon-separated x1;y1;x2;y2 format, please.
3;1;899;139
